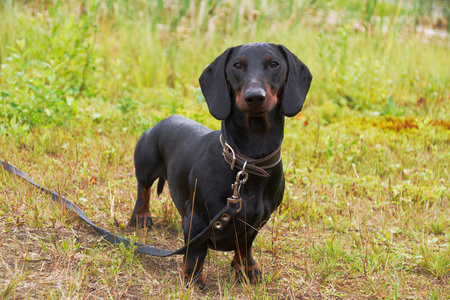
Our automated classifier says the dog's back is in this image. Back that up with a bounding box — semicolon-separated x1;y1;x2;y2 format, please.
134;114;217;214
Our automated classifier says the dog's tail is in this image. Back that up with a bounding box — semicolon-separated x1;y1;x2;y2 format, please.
157;178;165;195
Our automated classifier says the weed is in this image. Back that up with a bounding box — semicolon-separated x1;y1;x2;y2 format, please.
2;273;25;300
308;237;349;282
430;216;447;235
419;245;450;280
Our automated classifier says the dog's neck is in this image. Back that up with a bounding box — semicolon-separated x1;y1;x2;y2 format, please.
221;108;285;159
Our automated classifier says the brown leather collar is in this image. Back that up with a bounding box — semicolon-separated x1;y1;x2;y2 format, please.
220;134;281;177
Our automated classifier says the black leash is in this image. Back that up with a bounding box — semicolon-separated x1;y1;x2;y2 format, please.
1;160;238;257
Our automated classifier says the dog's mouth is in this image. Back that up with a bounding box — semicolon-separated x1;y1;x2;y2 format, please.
245;113;271;133
247;111;266;117
237;104;270;117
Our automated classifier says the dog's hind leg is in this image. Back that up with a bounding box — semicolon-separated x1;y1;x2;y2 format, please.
129;182;154;228
130;128;166;228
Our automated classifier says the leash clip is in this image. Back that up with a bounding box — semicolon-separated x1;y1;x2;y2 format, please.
227;161;248;213
227;197;242;213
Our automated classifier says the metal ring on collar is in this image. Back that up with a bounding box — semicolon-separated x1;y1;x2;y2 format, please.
223;142;236;170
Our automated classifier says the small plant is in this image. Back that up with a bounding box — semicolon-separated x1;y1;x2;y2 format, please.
308;237;348;282
419;246;450;280
430;217;447;235
2;273;25;300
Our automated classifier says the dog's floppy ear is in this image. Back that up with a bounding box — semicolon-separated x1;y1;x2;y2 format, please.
199;47;234;120
278;45;312;117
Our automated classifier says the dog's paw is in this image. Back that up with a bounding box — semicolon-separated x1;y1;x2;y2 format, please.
129;213;154;228
184;273;207;291
245;265;262;284
231;260;262;284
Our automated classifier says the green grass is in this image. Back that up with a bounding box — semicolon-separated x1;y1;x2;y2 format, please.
1;0;449;298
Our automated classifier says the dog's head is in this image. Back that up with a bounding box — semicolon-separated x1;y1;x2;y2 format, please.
199;43;312;121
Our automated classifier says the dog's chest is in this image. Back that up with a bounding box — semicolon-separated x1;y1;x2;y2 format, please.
206;184;278;251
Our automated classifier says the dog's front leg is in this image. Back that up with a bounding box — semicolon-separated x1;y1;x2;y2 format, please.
181;206;209;290
231;232;262;284
182;245;208;290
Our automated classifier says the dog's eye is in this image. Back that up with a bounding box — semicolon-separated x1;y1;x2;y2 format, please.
269;61;279;69
233;63;242;70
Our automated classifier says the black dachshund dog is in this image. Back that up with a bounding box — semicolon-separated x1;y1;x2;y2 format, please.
130;43;312;289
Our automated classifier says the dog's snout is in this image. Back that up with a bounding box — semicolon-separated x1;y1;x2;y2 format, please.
244;87;266;105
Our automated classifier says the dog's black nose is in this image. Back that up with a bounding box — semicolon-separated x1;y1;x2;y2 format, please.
244;87;266;105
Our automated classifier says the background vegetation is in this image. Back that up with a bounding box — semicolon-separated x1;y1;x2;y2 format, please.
0;0;449;298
